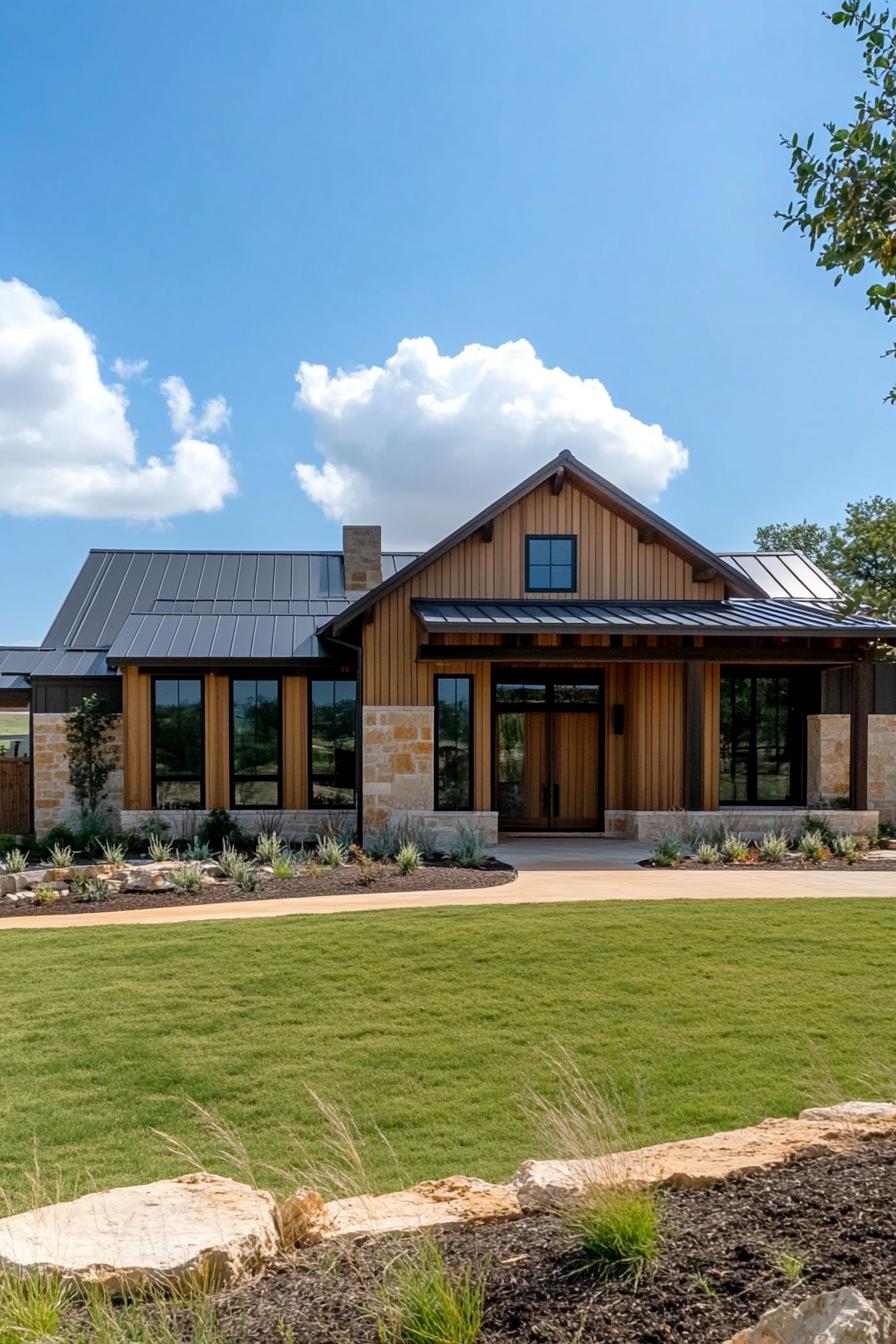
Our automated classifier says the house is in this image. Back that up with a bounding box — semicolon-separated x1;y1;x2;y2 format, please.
2;449;896;842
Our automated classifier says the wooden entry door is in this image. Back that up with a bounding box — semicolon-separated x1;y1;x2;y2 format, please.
493;673;604;831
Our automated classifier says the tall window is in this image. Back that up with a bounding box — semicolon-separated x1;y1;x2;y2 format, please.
525;535;577;592
310;679;356;807
435;676;473;810
153;678;203;808
720;673;803;805
231;679;281;807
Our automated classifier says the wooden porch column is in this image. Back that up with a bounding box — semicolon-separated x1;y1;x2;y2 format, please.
684;661;705;811
849;659;873;810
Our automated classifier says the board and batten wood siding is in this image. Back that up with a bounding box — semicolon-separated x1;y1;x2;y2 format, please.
122;668;310;811
363;476;723;812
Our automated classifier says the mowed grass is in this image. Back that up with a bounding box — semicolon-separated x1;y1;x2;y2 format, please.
1;898;894;1209
0;711;28;735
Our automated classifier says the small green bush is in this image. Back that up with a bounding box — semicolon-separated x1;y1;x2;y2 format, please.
41;824;78;852
197;808;244;850
3;848;29;874
71;875;111;903
0;1268;68;1341
169;863;204;895
650;838;682;868
720;831;750;863
47;842;75;868
182;838;211;861
235;863;262;893
758;830;790;863
448;822;489;869
570;1188;661;1282
694;841;720;865
271;853;297;879
75;809;116;855
350;844;377;885
217;842;246;879
373;1238;486;1344
147;834;173;862
316;834;348;868
365;824;398;861
831;833;859;863
256;831;283;865
799;829;829;864
98;838;126;864
792;813;836;848
397;842;421;875
33;886;59;906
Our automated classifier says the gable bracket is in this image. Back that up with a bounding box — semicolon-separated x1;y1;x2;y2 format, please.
692;565;718;584
477;520;494;543
550;466;566;495
638;527;657;545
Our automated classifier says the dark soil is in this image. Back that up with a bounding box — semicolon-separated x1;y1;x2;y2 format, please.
642;856;896;871
212;1141;896;1344
0;858;515;918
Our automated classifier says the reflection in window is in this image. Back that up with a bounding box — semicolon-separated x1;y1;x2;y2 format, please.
525;535;576;591
720;674;799;804
310;680;356;807
153;679;203;808
231;679;280;806
494;681;547;704
435;676;473;810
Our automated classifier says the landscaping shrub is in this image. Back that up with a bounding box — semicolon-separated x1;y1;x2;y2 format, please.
365;823;400;861
449;822;489;868
147;834;173;863
47;842;75;868
197;808;244;851
0;1268;67;1342
373;1237;486;1344
350;844;377;885
650;837;682;867
41;824;78;852
182;839;212;861
271;853;297;879
33;886;58;906
397;841;421;875
799;829;830;864
758;830;790;863
2;847;29;873
831;833;860;864
98;838;126;864
720;831;750;863
75;810;116;856
695;841;720;865
65;692;118;817
217;842;247;880
570;1186;661;1282
71;875;111;903
169;863;204;896
317;814;357;849
235;863;262;893
316;834;348;868
792;813;836;849
256;831;283;865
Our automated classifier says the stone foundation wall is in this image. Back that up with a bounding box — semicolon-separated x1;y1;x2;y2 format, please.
806;714;850;805
397;810;499;848
32;713;123;836
604;808;879;842
119;809;355;841
362;706;433;830
869;714;896;825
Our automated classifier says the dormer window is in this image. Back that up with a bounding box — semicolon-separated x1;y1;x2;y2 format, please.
525;535;577;592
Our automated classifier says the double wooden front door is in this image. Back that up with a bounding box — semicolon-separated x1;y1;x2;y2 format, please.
493;673;604;831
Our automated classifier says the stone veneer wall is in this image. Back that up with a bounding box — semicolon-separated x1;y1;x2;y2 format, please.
869;714;896;825
32;713;124;836
806;714;850;804
608;808;879;843
119;809;354;841
362;706;434;829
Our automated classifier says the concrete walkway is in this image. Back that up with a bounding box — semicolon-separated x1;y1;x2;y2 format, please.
2;836;896;929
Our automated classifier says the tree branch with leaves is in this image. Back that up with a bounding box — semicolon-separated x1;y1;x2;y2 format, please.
778;4;896;399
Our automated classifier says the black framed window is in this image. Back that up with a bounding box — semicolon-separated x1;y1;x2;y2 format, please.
309;679;357;807
525;535;577;592
719;672;805;805
153;678;204;808
435;676;473;811
231;678;281;807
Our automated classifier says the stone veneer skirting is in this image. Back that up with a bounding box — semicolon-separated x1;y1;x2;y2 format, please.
119;809;353;841
604;808;879;842
32;713;123;836
807;713;896;824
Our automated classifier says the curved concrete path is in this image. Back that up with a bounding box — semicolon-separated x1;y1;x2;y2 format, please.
2;837;896;929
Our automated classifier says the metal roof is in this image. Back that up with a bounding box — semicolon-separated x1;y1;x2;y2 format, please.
106;612;340;663
717;552;841;601
411;597;896;638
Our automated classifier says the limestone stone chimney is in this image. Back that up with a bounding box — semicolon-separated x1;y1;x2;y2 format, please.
342;524;383;591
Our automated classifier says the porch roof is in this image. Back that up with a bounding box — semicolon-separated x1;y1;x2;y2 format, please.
411;597;896;639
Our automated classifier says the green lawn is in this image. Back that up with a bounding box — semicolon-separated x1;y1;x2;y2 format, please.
1;899;894;1210
0;711;27;735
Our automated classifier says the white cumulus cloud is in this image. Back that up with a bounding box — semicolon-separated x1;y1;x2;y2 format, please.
294;337;688;546
160;375;231;437
0;278;236;520
111;356;148;381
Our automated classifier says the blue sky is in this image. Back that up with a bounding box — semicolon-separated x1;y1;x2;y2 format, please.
0;0;890;642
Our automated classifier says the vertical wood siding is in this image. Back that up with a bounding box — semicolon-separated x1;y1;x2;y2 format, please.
122;666;151;809
282;675;307;809
205;674;230;809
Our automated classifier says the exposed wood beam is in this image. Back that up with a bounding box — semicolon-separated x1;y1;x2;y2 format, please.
692;565;718;583
417;643;861;665
477;520;494;543
550;466;566;495
849;659;872;809
637;527;657;545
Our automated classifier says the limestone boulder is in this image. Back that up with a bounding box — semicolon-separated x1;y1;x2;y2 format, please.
0;1172;279;1293
511;1112;896;1213
278;1186;333;1247
724;1286;896;1343
798;1101;896;1124
122;871;174;893
323;1176;521;1240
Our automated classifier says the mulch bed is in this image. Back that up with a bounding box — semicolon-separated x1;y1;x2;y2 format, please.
0;858;515;919
642;856;896;871
212;1140;896;1343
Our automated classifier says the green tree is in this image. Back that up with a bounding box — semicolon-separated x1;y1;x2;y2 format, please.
65;693;118;816
778;4;896;399
755;494;896;617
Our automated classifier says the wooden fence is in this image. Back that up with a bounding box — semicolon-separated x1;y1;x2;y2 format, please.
0;758;30;834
